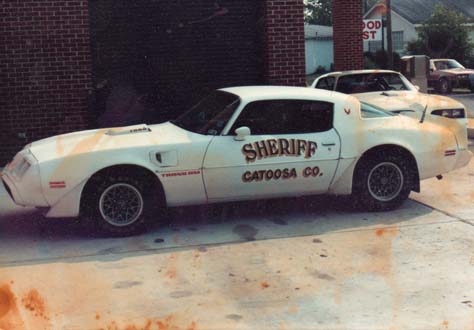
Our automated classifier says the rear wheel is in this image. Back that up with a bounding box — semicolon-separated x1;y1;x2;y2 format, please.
352;152;413;211
82;174;164;236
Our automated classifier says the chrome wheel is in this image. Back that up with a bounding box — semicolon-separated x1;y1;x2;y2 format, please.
99;183;144;227
367;162;404;202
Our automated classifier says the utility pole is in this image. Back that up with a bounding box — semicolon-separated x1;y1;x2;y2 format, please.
386;0;393;69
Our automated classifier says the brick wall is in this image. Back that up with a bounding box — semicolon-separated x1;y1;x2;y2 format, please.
333;0;363;71
0;0;92;164
263;0;306;86
0;0;308;164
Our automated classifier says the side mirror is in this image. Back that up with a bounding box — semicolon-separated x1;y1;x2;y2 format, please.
234;126;251;141
414;85;420;91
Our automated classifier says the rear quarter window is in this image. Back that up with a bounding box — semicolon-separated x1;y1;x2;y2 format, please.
360;103;395;118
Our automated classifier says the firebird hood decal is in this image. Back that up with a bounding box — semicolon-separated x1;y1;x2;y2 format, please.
29;122;192;162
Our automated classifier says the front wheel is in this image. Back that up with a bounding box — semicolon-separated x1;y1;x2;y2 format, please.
82;175;162;236
352;153;413;211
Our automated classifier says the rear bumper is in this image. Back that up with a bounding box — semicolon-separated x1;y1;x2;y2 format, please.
454;149;473;169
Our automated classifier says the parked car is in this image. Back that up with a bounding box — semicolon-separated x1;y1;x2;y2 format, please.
311;69;467;116
2;86;471;235
428;59;474;94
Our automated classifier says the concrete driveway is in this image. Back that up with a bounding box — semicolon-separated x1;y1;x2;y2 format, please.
1;157;474;329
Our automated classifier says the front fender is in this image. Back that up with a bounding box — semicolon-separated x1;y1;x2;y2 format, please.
45;179;88;218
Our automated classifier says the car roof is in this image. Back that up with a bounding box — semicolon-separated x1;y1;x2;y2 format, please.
318;69;399;78
219;85;351;103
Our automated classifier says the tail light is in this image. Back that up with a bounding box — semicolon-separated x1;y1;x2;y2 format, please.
431;108;465;119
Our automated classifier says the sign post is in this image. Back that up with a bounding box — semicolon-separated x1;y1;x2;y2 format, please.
386;0;394;69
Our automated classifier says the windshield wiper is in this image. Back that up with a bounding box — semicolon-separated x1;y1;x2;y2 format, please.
420;103;429;123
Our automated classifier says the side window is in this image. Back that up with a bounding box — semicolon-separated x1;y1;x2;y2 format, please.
230;100;333;135
316;77;335;91
316;77;336;91
360;102;394;118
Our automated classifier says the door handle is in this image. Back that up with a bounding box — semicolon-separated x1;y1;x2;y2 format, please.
322;142;336;147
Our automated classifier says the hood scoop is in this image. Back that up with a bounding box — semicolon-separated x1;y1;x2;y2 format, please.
380;91;400;97
106;125;151;136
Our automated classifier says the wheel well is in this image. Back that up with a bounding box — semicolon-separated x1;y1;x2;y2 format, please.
80;164;166;213
355;145;420;192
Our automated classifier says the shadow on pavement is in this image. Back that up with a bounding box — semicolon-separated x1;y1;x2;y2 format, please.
0;194;435;267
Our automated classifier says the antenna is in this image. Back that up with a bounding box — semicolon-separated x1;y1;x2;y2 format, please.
420;102;429;123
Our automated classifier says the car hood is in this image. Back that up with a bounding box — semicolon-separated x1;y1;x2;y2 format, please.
353;91;463;112
440;68;474;75
29;122;194;162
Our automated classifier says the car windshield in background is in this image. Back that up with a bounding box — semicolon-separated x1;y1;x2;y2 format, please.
335;73;415;94
172;91;240;135
434;60;465;70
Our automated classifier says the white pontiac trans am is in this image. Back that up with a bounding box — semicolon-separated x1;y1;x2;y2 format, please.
2;86;472;235
311;69;464;116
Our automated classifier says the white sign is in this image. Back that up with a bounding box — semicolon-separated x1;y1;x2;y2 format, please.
363;19;382;41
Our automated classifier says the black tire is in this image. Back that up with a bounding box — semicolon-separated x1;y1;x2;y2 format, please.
81;174;164;236
436;78;451;94
352;152;413;211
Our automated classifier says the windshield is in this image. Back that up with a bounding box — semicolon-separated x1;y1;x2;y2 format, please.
335;72;416;94
434;60;465;70
172;91;240;135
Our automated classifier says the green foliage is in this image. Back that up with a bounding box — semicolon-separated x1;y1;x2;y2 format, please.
364;50;401;70
407;5;473;62
364;56;378;69
315;65;328;74
304;0;332;26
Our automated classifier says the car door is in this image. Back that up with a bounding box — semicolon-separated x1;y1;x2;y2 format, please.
202;99;341;201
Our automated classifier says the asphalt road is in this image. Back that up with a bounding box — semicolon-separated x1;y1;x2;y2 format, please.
450;92;474;117
1;95;474;329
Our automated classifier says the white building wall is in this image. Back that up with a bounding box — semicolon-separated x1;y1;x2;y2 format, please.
305;39;334;74
364;8;418;54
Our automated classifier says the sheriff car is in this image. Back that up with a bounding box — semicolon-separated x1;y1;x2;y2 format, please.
2;86;472;235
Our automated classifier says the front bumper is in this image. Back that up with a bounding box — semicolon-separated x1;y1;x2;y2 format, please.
453;76;474;89
2;177;16;204
1;150;48;207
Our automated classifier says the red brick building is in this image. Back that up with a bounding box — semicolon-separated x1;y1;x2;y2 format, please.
0;0;362;164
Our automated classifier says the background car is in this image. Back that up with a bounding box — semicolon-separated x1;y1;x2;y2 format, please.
428;59;474;94
2;86;471;235
311;69;467;117
312;70;417;95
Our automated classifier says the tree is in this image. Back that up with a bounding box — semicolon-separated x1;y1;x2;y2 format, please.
407;5;473;62
304;0;332;26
